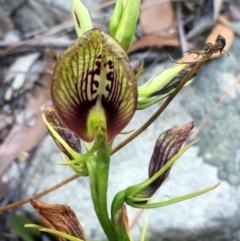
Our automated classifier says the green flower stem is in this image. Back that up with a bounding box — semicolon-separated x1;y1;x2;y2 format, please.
86;157;99;216
96;136;116;241
111;190;126;221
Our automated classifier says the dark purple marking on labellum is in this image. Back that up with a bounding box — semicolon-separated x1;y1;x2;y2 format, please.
96;60;101;69
108;60;113;69
106;71;114;81
95;68;100;75
90;76;99;95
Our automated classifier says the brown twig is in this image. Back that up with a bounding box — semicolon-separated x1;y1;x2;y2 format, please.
130;209;144;229
176;1;188;55
0;39;74;49
0;175;78;212
0;20;74;56
0;1;116;56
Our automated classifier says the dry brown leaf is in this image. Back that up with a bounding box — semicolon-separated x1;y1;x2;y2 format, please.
128;35;195;54
113;204;131;240
31;200;86;241
140;0;176;36
121;205;131;238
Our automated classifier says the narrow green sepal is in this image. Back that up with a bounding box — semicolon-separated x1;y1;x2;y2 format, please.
135;61;144;81
120;129;135;135
109;0;124;36
114;0;141;49
140;216;148;241
127;182;220;209
72;0;93;36
25;224;84;241
61;153;88;176
58;136;105;166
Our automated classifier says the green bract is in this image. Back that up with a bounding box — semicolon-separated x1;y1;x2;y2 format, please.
137;65;193;110
51;28;137;143
138;65;186;98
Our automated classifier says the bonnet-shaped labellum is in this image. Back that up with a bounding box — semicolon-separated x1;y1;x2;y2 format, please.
51;28;137;143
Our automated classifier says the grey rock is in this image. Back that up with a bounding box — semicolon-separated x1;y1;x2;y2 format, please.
9;0;111;37
11;0;70;35
0;7;13;39
0;0;25;14
5;53;40;90
12;1;48;34
37;0;106;12
181;36;240;186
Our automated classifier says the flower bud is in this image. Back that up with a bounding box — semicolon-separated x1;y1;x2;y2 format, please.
137;65;193;110
110;0;141;49
31;200;86;241
126;122;194;205
146;122;194;197
109;0;123;37
111;123;194;214
43;106;81;160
